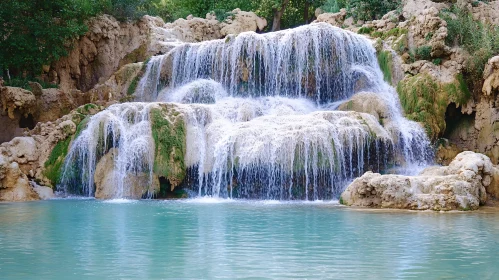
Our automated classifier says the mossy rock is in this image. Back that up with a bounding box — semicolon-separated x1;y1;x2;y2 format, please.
150;105;187;190
397;73;471;140
43;104;102;188
377;50;393;85
43;137;72;187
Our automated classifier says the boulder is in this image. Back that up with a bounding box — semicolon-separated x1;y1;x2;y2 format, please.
482;56;499;96
0;155;39;201
0;86;36;119
314;9;348;27
341;152;495;210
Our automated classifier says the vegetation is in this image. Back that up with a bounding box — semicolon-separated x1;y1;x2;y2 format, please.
150;107;187;188
43;137;72;187
397;73;471;140
377;50;393;85
440;5;499;92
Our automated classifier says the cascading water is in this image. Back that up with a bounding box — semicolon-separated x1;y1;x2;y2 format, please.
59;23;433;200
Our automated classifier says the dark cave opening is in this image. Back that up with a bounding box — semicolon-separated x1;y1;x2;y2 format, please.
443;102;475;139
19;114;36;130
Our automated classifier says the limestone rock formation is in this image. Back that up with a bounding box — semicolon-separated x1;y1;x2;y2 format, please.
0;154;39;201
164;9;267;43
341;152;496;211
49;15;153;92
0;104;103;201
86;62;144;105
94;148;160;199
1;86;36;120
314;9;347;27
0;82;92;143
483;56;499;96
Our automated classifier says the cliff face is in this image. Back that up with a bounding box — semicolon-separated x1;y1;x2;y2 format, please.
44;10;267;93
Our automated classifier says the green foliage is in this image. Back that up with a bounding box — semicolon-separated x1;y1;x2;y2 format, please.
43;137;72;187
103;0;164;21
0;0;96;76
415;45;432;60
150;107;187;187
397;73;471;140
432;58;442;66
4;78;58;90
441;5;499;92
339;196;345;205
320;0;346;13
345;0;401;21
358;26;374;34
377;50;393;85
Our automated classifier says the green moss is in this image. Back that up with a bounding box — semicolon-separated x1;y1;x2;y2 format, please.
397;73;472;140
339;196;345;205
377;50;393;85
432;58;442;65
371;31;383;38
77;103;98;115
43;137;71;187
358;26;374;34
75;116;90;138
150;107;187;188
127;77;139;95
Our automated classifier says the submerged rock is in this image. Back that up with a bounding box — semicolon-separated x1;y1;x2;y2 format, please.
341;152;497;211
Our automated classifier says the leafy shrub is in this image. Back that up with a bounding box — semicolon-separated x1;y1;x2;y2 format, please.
441;5;499;91
415;46;432;60
320;0;347;13
346;0;401;21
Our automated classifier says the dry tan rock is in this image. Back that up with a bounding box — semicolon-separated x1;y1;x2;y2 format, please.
1;86;36;119
483;56;499;96
402;0;450;19
0;155;39;201
165;9;267;43
50;15;154;92
341;152;494;211
470;0;499;25
220;9;267;36
86;62;143;105
314;9;347;27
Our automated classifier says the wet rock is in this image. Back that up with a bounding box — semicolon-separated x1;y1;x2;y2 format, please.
94;148;160;199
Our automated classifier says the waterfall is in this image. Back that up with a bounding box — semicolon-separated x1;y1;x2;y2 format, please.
59;23;432;200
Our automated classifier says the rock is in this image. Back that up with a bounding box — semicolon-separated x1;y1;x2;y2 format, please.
86;62;143;104
0;155;39;201
402;0;450;19
409;7;448;54
51;15;156;92
470;0;499;25
338;92;389;122
94;149;160;199
314;9;347;27
482;56;499;96
165;10;267;43
220;10;267;36
340;152;495;211
31;181;55;200
1;86;36;119
436;140;462;165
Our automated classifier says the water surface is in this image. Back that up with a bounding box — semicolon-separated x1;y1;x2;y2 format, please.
1;199;498;279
